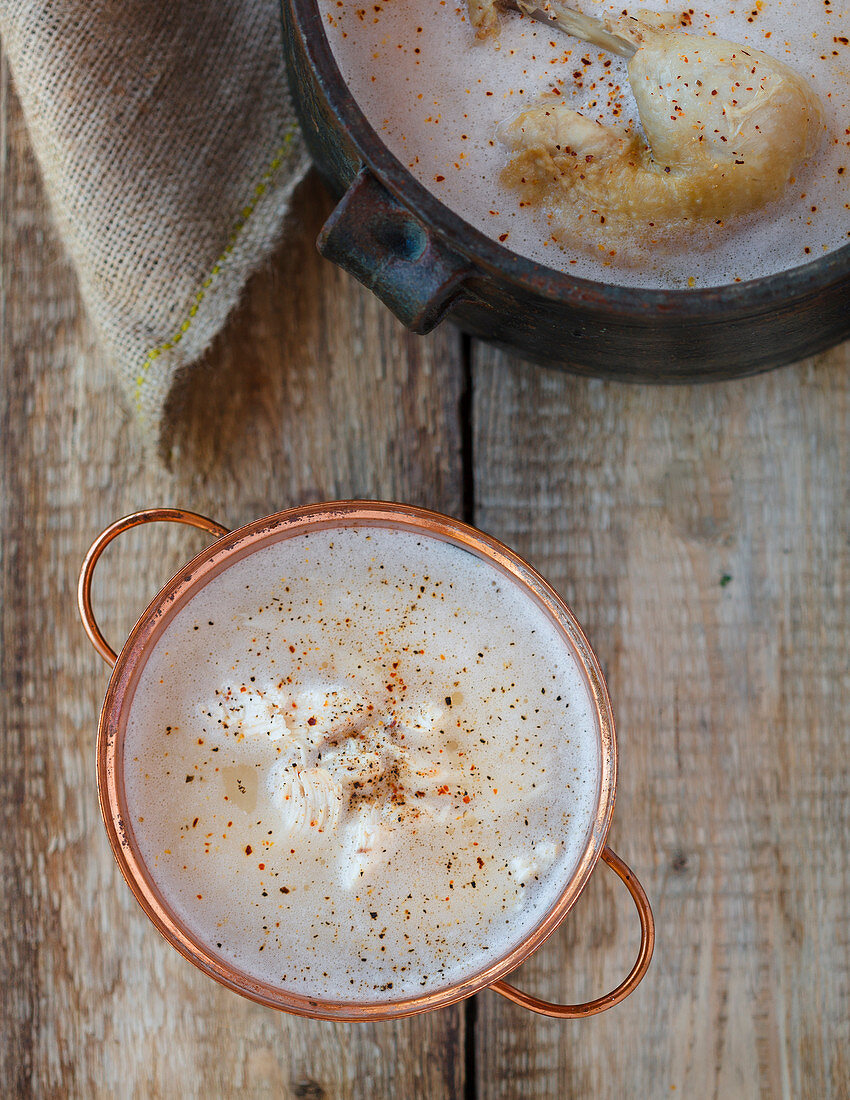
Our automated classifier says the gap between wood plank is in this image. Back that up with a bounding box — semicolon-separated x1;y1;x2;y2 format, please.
460;332;476;527
460;330;478;1100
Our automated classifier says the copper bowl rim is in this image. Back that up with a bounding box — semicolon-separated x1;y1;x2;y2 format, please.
96;501;616;1021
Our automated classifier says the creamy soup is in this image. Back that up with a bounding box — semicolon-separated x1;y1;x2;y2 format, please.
122;524;602;1002
318;0;849;287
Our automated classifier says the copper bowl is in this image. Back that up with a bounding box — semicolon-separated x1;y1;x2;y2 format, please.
78;502;654;1020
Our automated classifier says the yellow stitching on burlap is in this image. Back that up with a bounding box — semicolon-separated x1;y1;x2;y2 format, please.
134;128;298;413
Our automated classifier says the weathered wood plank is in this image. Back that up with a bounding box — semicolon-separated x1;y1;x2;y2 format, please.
0;59;466;1098
472;347;850;1099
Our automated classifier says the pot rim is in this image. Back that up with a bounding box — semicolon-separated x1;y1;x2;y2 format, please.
286;0;850;315
97;501;617;1021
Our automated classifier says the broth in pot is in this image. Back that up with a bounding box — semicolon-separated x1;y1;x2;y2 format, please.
318;0;847;287
122;523;601;1002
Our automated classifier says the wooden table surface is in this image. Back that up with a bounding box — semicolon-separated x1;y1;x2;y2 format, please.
2;54;849;1099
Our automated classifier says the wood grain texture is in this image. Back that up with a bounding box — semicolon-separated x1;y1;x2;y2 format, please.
471;347;850;1099
0;58;465;1098
4;33;850;1099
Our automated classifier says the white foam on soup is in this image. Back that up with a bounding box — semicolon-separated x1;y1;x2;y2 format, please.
122;525;602;1003
317;0;849;287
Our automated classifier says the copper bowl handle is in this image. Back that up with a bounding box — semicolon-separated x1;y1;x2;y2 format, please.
489;846;654;1018
78;508;230;667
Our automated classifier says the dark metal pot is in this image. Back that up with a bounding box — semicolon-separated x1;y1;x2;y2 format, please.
280;0;850;380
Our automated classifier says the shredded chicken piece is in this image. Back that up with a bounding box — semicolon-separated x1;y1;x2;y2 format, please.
389;700;445;744
292;685;372;740
469;0;504;37
471;0;825;257
340;805;391;886
268;766;343;833
198;683;291;745
256;683;468;883
510;840;558;885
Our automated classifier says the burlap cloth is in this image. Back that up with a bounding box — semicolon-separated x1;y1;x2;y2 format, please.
1;1;310;452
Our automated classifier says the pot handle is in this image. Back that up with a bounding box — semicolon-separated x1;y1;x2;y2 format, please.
317;167;472;334
78;508;230;667
489;846;655;1018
